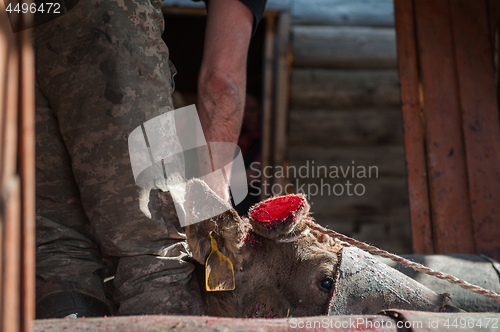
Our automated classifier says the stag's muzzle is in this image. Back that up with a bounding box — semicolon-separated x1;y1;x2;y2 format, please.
329;246;459;315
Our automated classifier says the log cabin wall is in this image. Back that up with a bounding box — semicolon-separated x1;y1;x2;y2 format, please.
162;0;411;253
287;0;411;253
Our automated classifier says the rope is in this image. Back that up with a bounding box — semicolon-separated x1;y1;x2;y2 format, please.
305;220;500;302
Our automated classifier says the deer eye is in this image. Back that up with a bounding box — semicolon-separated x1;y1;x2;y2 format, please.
320;278;334;291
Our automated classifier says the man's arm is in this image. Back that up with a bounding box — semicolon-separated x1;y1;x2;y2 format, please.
197;0;253;200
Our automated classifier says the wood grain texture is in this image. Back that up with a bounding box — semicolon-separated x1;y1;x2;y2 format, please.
414;0;475;254
1;7;35;330
293;26;397;69
291;0;395;27
394;0;434;254
450;0;500;260
487;0;500;105
260;15;276;200
314;215;412;254
288;109;403;147
2;178;21;332
162;0;291;12
1;6;21;330
1;23;19;188
30;310;500;331
291;69;401;109
288;146;407;177
19;22;35;332
0;9;10;325
303;177;410;217
273;12;291;175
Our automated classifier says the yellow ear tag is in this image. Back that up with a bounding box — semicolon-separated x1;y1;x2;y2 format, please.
205;233;235;291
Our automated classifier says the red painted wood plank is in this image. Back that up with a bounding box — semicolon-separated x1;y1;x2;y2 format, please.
394;0;434;254
487;0;500;125
450;0;500;260
487;0;500;61
413;0;475;254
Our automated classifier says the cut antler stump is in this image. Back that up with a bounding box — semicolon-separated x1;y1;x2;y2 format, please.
248;195;309;239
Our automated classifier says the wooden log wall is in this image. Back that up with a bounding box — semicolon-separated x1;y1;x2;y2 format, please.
0;3;36;332
287;0;412;253
395;0;500;260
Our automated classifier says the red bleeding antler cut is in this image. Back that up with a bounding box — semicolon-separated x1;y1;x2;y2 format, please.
251;196;305;224
248;195;308;239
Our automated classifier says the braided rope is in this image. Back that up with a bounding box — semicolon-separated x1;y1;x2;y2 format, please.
305;220;500;302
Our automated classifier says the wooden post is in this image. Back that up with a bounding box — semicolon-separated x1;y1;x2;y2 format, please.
487;0;500;103
450;0;500;259
412;0;475;254
19;13;35;332
2;178;21;332
394;0;434;254
272;11;291;191
261;15;276;199
1;2;36;330
0;9;10;326
2;16;21;330
395;0;500;259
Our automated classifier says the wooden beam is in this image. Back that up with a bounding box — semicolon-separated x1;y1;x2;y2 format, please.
288;146;407;177
1;20;19;188
19;16;35;332
291;0;395;27
289;109;404;147
414;0;475;254
487;0;500;106
272;12;291;190
2;178;21;332
394;0;433;254
260;15;276;199
314;215;412;246
0;8;9;175
291;69;401;109
2;5;21;330
299;177;410;218
293;26;397;69
0;5;8;327
450;0;500;260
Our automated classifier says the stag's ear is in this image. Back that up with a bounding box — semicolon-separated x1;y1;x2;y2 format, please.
184;179;245;264
248;194;309;239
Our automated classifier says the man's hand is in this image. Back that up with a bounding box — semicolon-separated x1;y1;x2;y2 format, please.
197;0;253;201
